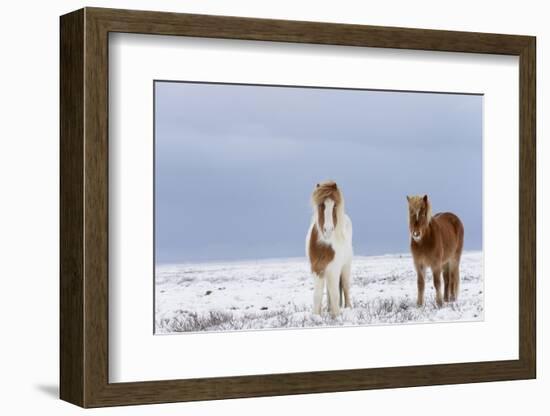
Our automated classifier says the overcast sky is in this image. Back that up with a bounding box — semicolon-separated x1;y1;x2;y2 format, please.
155;81;482;263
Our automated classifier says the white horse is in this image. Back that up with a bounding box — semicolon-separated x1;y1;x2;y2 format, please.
305;181;353;317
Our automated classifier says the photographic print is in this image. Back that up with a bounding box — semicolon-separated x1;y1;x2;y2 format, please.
154;81;483;334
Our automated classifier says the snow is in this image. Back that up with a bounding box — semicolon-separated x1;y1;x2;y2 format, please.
155;251;483;334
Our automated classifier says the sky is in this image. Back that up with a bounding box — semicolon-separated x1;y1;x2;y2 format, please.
155;81;482;263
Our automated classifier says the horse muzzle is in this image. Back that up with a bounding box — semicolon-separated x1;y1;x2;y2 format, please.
323;225;334;240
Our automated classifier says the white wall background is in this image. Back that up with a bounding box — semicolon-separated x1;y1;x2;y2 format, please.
0;0;545;414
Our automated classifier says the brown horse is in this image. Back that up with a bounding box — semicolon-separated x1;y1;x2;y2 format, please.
406;195;464;307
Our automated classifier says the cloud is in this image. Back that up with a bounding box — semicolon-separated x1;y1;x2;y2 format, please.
155;82;482;263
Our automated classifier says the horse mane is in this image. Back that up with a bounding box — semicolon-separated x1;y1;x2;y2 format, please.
312;181;343;207
311;181;346;239
407;195;432;222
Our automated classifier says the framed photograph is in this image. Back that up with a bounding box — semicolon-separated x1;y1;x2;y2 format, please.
60;7;536;408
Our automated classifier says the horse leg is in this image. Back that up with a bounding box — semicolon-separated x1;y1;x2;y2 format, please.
450;261;460;302
341;261;352;308
443;263;450;302
312;274;325;315
432;266;443;307
415;263;426;307
326;271;341;318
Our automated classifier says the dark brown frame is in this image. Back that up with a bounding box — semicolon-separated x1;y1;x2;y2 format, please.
60;7;536;408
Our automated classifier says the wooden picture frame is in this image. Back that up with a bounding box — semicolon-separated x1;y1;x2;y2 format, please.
60;7;536;408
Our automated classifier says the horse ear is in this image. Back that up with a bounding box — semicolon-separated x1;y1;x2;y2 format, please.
316;183;320;188
406;195;410;202
423;194;428;203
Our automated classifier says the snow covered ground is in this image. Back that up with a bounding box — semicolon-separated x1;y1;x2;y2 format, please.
155;251;483;334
